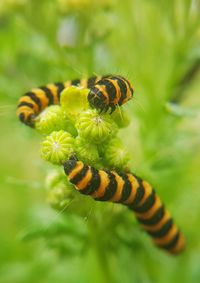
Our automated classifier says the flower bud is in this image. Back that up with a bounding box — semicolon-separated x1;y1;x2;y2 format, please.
111;107;130;128
60;86;90;120
35;105;77;136
76;109;117;143
47;183;73;211
41;130;74;165
75;136;99;165
103;138;130;170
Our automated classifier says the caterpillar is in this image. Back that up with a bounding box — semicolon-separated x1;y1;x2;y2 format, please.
63;158;185;255
16;75;134;127
88;75;134;113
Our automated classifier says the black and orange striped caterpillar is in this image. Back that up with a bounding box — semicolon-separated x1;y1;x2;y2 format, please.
64;158;185;255
16;75;134;127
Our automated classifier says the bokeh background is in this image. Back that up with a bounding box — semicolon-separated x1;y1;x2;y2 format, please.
1;0;200;282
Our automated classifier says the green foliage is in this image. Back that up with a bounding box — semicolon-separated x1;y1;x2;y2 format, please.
1;1;200;283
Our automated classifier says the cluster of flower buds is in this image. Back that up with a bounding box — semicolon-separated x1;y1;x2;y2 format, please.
34;85;131;210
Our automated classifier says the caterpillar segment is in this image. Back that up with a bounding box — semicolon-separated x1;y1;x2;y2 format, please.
64;158;185;255
16;76;99;127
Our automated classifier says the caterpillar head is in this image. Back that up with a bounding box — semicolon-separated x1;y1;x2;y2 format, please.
63;155;78;175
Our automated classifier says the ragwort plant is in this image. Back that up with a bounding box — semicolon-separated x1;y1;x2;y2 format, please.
5;0;200;283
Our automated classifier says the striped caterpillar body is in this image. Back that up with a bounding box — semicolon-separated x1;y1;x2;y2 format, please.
16;76;98;127
64;158;185;255
16;75;134;127
88;75;134;113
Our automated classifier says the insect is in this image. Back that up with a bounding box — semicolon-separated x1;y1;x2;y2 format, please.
16;75;134;127
64;157;185;254
87;75;134;113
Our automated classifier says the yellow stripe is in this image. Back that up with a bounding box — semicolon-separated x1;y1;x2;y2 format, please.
68;161;84;180
136;195;162;220
121;79;132;104
95;85;109;103
142;210;171;232
107;78;120;104
136;180;152;207
76;168;92;190
91;170;109;199
123;174;139;204
126;78;134;93
110;171;124;202
153;224;178;246
31;88;49;109
16;106;33;116
47;84;59;104
19;96;39;112
169;233;185;254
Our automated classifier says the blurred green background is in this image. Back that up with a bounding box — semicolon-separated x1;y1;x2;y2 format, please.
1;0;200;282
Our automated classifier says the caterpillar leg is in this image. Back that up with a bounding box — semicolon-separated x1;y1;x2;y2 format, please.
63;158;185;254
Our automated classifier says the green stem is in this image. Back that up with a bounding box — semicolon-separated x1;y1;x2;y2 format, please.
94;243;113;283
88;215;114;283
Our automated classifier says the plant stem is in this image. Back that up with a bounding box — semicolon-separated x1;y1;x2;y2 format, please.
94;243;113;283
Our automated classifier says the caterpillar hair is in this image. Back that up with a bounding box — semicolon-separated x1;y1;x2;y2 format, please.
63;158;185;255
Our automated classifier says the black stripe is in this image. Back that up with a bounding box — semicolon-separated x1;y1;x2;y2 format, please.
19;112;25;123
160;231;180;250
80;167;101;195
147;218;173;238
137;205;165;226
88;87;107;109
26;113;34;127
87;76;97;88
118;173;132;203
122;76;134;94
24;92;42;111
97;79;117;102
117;78;128;105
128;178;145;209
92;86;107;101
19;112;34;127
40;86;54;105
70;165;89;185
54;82;65;99
17;102;34;109
64;160;78;175
96;171;117;201
71;79;80;86
133;190;156;213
